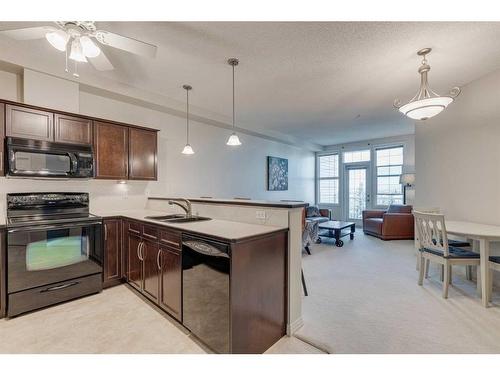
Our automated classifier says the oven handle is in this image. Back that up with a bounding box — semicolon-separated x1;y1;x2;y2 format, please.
40;281;79;293
8;221;102;233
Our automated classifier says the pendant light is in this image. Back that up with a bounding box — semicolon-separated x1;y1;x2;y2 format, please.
182;84;195;155
226;58;242;146
394;48;461;121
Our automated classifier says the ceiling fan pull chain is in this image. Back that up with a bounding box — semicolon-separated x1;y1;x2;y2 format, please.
65;47;69;73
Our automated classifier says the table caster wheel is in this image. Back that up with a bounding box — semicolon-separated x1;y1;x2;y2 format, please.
336;240;344;247
350;234;354;240
316;238;322;244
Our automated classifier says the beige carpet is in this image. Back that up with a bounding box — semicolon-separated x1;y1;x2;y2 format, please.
0;284;319;354
296;233;500;353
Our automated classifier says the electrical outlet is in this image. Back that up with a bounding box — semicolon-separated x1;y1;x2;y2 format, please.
256;210;266;220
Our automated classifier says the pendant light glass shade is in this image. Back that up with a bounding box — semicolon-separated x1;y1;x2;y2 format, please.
182;144;195;155
227;58;242;146
226;132;242;146
394;48;460;121
80;36;101;57
45;30;69;51
182;84;194;155
69;38;87;62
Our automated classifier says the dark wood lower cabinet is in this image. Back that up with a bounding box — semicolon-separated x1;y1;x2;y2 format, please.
159;245;182;321
103;219;122;288
142;239;160;301
127;233;143;291
123;220;181;321
0;229;5;318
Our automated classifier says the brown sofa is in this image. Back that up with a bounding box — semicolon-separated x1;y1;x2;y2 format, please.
362;204;414;240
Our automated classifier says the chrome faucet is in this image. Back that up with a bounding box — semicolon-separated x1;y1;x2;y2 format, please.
168;198;192;217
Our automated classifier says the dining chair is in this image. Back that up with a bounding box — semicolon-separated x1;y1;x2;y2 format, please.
414;207;472;271
414;211;480;299
489;256;500;302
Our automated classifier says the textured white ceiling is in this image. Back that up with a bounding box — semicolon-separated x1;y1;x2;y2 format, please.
1;21;500;147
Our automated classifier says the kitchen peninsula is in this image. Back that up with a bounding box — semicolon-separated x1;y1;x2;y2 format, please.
90;197;307;354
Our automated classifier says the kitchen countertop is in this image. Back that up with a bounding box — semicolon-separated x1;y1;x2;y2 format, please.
148;196;308;209
91;209;288;242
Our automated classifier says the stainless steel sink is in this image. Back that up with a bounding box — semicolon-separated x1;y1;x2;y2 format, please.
145;214;212;223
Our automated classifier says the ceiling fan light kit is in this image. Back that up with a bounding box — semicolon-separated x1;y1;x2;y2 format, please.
1;21;158;77
394;48;461;121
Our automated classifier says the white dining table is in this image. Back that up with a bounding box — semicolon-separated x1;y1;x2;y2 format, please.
446;220;500;307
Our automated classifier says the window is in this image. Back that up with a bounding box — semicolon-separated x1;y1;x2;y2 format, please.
343;149;370;163
318;154;339;204
376;146;404;206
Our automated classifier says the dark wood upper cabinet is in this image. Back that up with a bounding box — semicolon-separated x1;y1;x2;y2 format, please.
159;245;182;321
0;104;5;177
103;219;122;289
5;104;53;141
128;128;157;180
94;121;129;179
54;113;92;145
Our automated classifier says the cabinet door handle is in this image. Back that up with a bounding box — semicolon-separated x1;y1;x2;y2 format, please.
140;242;145;260
137;242;142;261
104;223;108;241
157;250;161;270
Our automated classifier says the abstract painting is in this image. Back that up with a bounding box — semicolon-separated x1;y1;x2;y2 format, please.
267;156;288;191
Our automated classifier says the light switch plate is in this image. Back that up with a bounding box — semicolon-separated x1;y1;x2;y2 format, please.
256;210;266;219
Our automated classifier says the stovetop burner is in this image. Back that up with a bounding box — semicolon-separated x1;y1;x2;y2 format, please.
6;192;100;228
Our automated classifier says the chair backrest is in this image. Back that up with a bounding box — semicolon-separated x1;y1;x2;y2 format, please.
413;211;449;256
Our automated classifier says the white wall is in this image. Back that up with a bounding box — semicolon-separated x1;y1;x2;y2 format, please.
0;69;316;215
415;67;500;225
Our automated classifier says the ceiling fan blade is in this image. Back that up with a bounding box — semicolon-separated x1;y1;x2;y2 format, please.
95;30;157;58
0;25;57;40
87;49;114;71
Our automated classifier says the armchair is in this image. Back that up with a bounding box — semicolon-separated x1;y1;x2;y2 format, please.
363;204;414;240
305;205;331;224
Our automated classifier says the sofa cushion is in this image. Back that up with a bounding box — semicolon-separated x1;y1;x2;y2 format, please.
306;206;321;218
387;204;413;214
364;217;383;234
422;246;479;259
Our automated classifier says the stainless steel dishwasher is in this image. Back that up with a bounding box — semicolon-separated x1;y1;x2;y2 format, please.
182;233;230;353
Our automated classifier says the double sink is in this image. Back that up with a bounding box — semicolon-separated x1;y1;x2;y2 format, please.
145;214;212;223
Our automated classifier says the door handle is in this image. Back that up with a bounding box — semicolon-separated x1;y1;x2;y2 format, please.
104;223;108;241
157;250;161;270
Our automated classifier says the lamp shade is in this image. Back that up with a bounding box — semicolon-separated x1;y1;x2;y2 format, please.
400;173;415;186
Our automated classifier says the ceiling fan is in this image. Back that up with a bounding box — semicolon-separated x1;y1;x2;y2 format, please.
0;21;157;77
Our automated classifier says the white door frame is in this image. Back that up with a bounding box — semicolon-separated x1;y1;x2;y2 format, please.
342;162;372;225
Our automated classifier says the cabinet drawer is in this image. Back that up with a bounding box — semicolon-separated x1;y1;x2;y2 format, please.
127;221;142;235
159;229;181;248
142;224;159;241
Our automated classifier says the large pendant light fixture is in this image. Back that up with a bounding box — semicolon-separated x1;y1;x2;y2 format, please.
226;58;242;146
394;48;461;121
182;84;195;155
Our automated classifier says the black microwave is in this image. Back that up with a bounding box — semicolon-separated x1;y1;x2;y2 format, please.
5;137;94;178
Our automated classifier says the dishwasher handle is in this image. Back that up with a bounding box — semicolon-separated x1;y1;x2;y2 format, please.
183;240;230;258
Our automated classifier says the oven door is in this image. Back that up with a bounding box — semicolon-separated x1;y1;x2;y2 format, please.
7;221;103;293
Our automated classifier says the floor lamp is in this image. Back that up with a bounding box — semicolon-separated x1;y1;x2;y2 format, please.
400;173;415;205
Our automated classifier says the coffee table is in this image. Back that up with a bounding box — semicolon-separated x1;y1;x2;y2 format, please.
318;220;356;247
